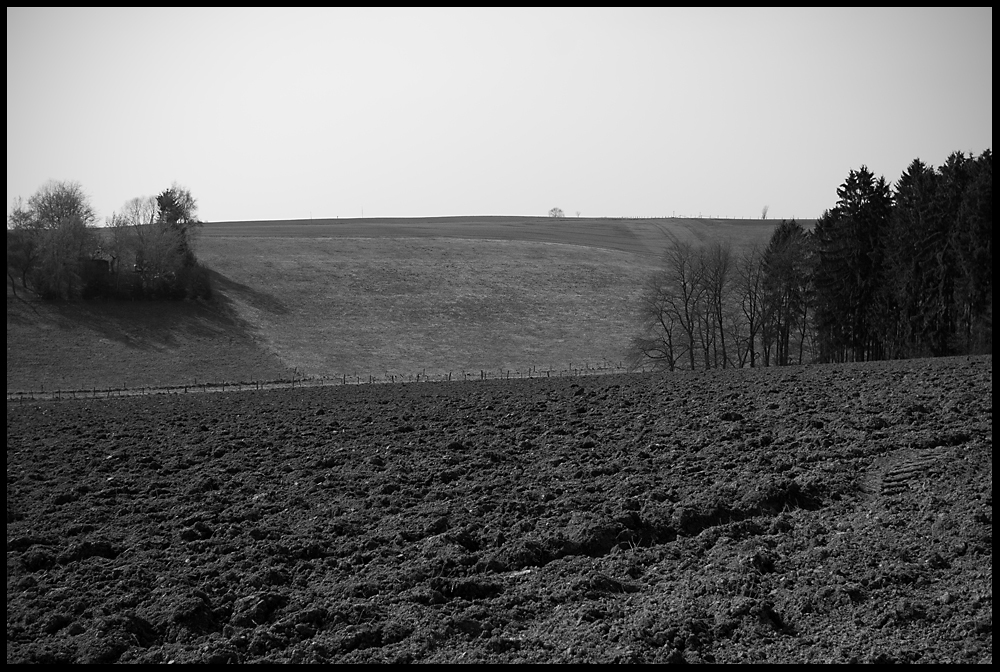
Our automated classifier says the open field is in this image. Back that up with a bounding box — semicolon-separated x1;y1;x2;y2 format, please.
6;218;988;664
7;356;992;663
196;236;658;382
8;216;804;393
195;216;796;384
198;216;787;258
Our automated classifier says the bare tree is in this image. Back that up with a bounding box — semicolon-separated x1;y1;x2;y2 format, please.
9;181;98;299
701;241;733;368
7;197;43;297
548;207;565;218
734;243;765;367
105;196;156;295
762;219;812;365
725;297;751;367
627;269;687;371
107;195;192;297
628;237;707;371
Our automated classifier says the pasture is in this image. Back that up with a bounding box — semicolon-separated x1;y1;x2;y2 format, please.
195;216;780;383
198;216;780;257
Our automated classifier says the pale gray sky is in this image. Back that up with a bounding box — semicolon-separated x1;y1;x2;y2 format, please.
6;7;992;223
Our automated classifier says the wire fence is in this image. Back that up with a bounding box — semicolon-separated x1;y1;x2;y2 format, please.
6;360;650;403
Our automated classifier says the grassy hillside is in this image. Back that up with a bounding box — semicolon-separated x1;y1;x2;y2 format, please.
201;215;786;258
6;290;293;393
8;216;797;392
197;237;658;381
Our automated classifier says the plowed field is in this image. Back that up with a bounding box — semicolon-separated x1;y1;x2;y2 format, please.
6;356;992;663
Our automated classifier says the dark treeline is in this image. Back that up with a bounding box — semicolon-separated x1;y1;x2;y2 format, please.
7;181;211;301
629;149;992;370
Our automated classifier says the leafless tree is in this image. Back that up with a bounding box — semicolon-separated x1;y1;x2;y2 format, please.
628;237;707;371
762;219;812;366
7;197;42;297
8;181;98;299
627;269;686;371
107;195;191;296
664;238;707;370
700;241;733;368
734;243;765;367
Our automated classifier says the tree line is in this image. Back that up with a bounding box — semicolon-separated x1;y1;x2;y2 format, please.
7;180;211;301
628;149;991;370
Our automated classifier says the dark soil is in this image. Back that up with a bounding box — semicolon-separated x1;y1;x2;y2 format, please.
7;356;992;663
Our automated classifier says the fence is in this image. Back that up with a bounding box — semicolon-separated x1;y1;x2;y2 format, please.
6;360;651;403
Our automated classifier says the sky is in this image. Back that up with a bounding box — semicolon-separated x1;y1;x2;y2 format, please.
6;7;993;224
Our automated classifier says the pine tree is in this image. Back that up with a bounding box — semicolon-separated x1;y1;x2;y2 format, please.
812;167;892;362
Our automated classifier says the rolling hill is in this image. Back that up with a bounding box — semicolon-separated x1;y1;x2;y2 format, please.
7;216;800;394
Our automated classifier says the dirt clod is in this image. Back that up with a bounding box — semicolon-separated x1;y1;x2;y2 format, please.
6;356;992;663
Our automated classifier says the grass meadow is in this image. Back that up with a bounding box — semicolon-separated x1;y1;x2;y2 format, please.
8;216;791;393
197;236;658;381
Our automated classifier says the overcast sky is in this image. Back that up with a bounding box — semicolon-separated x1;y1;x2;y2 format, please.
6;7;993;224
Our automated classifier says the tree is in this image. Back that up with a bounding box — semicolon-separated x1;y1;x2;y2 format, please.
733;243;765;367
143;196;190;297
156;183;202;268
7;197;43;298
6;180;98;299
104;186;211;300
548;207;565;218
106;196;155;270
882;157;944;357
880;150;992;357
761;205;770;220
700;241;733;368
949;150;992;354
628;237;706;371
664;239;707;370
812;167;892;362
627;269;686;371
761;219;812;365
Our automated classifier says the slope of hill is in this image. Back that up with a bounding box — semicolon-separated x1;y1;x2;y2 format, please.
196;216;793;383
6;288;293;394
201;215;790;258
7;216;798;393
